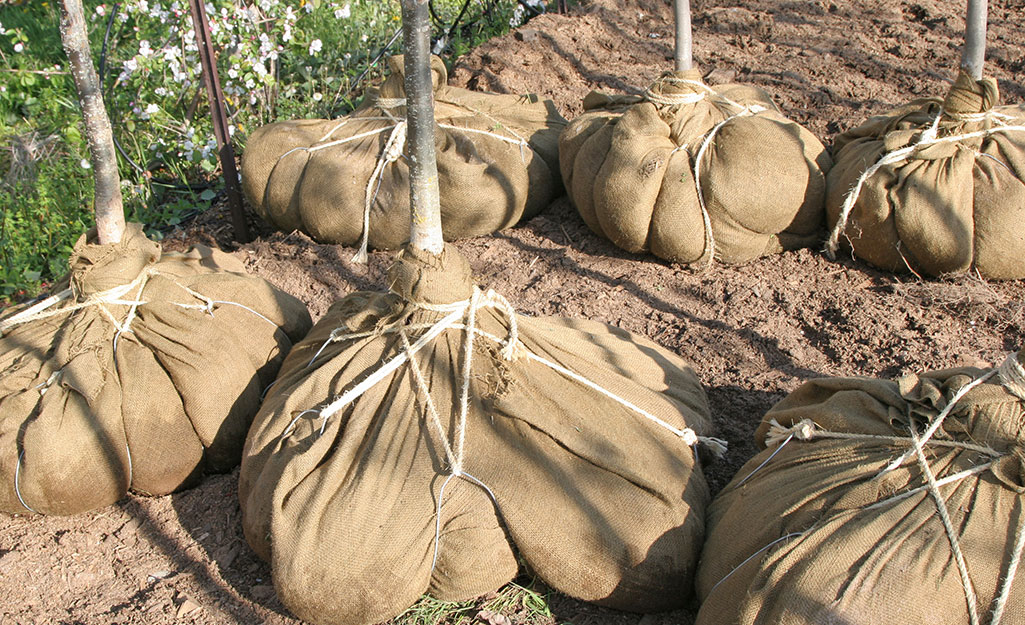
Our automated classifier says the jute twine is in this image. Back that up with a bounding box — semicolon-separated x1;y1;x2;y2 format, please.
4;266;281;513
721;353;1025;625
825;109;1025;260
643;76;768;267
272;97;538;263
280;285;727;570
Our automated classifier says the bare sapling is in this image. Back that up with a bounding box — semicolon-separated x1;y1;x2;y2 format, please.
401;0;445;255
674;0;693;72
962;0;987;80
59;0;125;245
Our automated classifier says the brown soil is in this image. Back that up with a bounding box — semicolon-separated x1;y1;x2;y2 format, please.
3;1;1024;624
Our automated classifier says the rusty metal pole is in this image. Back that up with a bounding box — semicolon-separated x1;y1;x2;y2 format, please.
187;0;251;243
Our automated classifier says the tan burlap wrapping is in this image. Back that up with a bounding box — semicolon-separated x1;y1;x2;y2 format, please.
825;71;1025;279
241;56;566;251
559;69;831;265
695;351;1025;625
240;243;717;625
0;224;312;515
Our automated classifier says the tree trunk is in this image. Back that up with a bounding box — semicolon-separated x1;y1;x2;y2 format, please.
401;0;444;255
962;0;987;80
59;0;125;245
674;0;693;72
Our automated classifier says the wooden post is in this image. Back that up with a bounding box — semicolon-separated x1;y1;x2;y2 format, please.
187;0;251;243
674;0;693;72
401;0;444;255
962;0;987;80
59;0;125;245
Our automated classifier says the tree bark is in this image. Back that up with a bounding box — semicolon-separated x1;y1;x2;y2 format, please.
962;0;987;80
401;0;444;255
674;0;693;72
59;0;125;245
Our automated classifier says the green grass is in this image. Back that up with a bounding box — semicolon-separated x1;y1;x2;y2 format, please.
391;578;564;625
0;0;541;304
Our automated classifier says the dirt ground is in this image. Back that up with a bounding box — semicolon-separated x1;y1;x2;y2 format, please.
3;0;1024;623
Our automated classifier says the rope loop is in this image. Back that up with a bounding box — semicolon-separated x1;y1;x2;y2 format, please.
824;114;1025;259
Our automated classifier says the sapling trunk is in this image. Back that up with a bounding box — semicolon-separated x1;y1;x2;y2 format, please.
962;0;987;80
401;0;445;255
59;0;125;245
674;0;693;72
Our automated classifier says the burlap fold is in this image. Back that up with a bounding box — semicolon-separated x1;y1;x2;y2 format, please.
240;242;716;625
241;56;566;250
696;351;1025;625
559;69;831;265
825;71;1025;279
0;224;312;515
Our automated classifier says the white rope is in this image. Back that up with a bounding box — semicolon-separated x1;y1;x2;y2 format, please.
287;288;725;457
289;285;720;569
997;353;1025;402
990;500;1025;625
691;104;768;268
0;268;281;358
352;121;407;263
824;120;1025;259
866;462;995;511
908;418;981;625
756;360;1025;624
277;124;398;161
877;370;997;476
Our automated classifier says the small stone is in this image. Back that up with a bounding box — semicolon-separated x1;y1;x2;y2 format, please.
514;28;538;43
176;598;201;618
704;67;737;85
147;570;172;583
251;584;276;601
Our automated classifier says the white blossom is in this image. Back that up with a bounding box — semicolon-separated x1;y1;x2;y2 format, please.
308;38;322;55
335;3;350;19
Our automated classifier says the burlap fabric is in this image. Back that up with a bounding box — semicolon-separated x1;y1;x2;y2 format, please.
241;56;565;253
559;69;831;265
240;243;718;625
0;224;312;515
825;71;1025;279
696;351;1025;625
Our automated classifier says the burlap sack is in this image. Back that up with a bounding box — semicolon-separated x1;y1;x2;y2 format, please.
559;69;831;265
695;351;1025;625
0;224;312;515
241;56;566;253
240;243;718;625
825;71;1025;279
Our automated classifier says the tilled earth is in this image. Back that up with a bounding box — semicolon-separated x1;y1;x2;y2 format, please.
2;0;1024;624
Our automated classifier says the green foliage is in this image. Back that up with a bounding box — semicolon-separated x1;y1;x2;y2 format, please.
391;579;563;625
0;0;543;303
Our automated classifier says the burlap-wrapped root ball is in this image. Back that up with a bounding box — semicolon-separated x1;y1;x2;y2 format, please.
240;243;721;625
696;351;1025;625
242;55;566;258
559;69;832;265
825;71;1025;279
0;224;312;515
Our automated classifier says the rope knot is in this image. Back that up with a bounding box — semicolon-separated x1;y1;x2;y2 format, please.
998;352;1025;402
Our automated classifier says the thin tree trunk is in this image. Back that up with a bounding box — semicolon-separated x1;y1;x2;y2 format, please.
401;0;444;255
674;0;693;72
59;0;125;245
962;0;987;80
